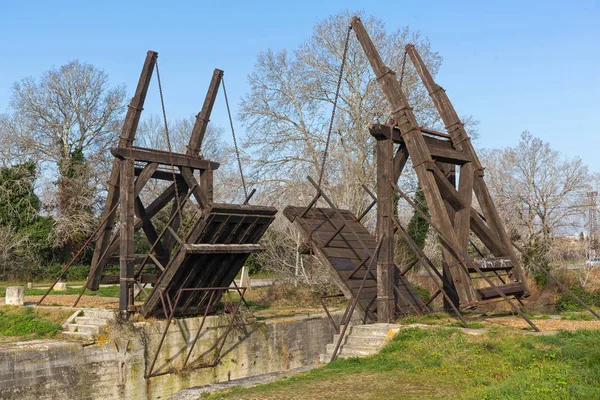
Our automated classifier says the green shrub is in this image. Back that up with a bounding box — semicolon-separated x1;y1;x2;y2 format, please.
243;254;262;275
412;284;431;303
30;264;90;282
555;285;599;312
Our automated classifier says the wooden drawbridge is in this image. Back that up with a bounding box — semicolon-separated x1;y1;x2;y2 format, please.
73;51;277;319
285;206;427;321
141;203;276;317
349;17;530;319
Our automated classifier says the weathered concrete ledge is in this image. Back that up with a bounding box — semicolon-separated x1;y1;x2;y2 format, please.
0;310;348;399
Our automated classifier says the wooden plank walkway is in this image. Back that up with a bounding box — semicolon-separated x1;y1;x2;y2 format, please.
141;203;277;317
284;206;427;321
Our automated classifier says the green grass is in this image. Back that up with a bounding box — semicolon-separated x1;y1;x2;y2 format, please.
204;327;600;399
0;285;119;298
0;306;64;338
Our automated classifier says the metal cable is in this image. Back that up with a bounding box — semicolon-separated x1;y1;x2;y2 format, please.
317;24;353;190
221;76;248;199
399;50;408;87
156;59;183;219
307;25;353;278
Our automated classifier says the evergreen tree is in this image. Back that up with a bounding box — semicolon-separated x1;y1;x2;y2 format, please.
0;162;40;229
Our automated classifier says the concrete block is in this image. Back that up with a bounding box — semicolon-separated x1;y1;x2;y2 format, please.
240;267;251;290
6;286;24;306
54;282;68;291
27;282;32;289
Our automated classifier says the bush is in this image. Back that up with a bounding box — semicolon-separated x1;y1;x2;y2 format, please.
29;263;90;282
412;284;431;303
555;285;600;312
243;254;262;275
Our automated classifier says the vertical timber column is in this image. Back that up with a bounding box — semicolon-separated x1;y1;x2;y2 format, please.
437;162;460;310
375;131;395;322
119;154;135;318
88;50;158;290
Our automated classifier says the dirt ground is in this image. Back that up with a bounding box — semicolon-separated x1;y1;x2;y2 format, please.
25;295;119;309
480;315;600;331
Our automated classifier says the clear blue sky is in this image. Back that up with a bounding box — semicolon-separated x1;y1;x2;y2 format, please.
1;1;599;171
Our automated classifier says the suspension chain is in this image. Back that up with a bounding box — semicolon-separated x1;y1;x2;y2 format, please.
317;24;352;190
307;25;353;278
399;50;408;88
155;59;183;219
221;76;248;200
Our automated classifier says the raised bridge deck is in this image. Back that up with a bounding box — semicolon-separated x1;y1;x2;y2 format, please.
284;206;427;321
141;203;277;317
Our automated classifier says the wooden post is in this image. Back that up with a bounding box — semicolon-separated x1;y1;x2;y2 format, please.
437;162;460;310
185;69;222;210
119;154;135;318
375;130;395;322
351;16;477;307
187;69;223;156
88;51;158;290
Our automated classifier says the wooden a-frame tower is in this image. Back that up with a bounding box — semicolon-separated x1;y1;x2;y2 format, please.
86;51;276;319
350;17;529;321
284;19;534;329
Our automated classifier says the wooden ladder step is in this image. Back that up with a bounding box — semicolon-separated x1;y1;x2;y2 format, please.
468;257;513;273
477;282;526;300
184;243;262;254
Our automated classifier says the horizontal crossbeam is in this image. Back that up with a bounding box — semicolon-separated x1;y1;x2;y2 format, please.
369;124;471;165
184;243;262;254
112;147;220;171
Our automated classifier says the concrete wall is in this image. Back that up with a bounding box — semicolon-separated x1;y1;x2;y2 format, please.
0;311;345;400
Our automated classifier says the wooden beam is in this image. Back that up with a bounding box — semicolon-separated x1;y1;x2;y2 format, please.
469;208;508;256
393;143;409;182
134;196;167;258
88;50;157;291
187;69;224;156
134;166;184;182
370;124;470;164
437;162;461;310
431;164;464;211
103;182;181;258
134;163;159;197
352;16;476;306
184;244;262;254
199;169;214;208
455;163;475;250
375;136;395;322
406;43;526;286
100;274;157;284
180;167;207;209
425;136;471;165
162;187;186;258
119;156;135;318
111;147;220;171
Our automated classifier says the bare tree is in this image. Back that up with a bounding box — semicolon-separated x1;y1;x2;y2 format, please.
482;131;592;273
4;60;126;171
0;226;38;280
239;11;449;280
135;114;239;205
0;60;127;256
240;11;442;207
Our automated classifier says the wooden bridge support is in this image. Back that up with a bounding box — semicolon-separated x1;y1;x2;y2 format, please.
86;51;229;318
374;133;395;322
89;51;157;292
351;16;534;311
